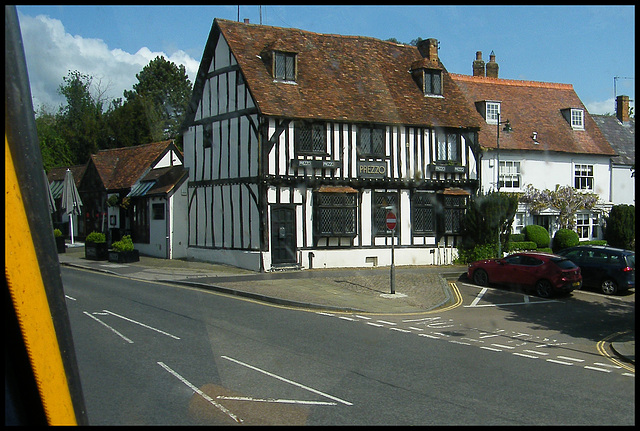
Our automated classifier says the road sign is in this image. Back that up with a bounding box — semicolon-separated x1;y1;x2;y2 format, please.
386;212;397;231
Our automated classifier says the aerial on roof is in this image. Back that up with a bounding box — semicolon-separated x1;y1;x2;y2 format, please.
451;74;615;156
188;18;483;130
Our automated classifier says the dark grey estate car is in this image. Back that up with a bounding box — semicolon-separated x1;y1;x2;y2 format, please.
556;245;635;295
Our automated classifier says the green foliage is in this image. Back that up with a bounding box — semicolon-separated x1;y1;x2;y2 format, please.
604;204;635;250
506;241;537;252
523;225;550;248
460;191;518;255
510;233;526;242
53;228;62;238
36;108;74;171
111;235;134;252
455;244;498;264
520;184;599;230
552;229;579;253
85;231;106;243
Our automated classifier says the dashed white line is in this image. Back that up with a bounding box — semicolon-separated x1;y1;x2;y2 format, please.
376;320;396;326
480;346;502;352
84;311;134;344
419;333;440;339
366;322;384;327
557;356;584;363
491;343;515;350
390;327;411;333
103;309;180;340
512;352;538;359
546;359;574;366
523;349;549;356
584;366;612;373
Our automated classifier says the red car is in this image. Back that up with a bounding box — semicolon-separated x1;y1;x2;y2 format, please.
467;252;582;298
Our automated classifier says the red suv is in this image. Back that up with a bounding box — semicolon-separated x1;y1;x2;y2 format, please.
467;252;582;298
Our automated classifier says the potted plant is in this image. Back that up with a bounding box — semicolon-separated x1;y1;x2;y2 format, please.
54;228;65;253
108;235;139;263
85;231;108;260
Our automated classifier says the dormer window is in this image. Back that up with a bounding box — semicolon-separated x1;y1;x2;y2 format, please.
486;101;500;125
561;108;585;130
273;51;296;82
423;69;442;96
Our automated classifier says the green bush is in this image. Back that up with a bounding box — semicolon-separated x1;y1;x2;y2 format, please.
510;233;526;242
523;225;550;248
455;243;499;264
552;229;579;253
111;235;134;252
53;228;62;238
605;204;635;250
85;231;106;243
506;241;537;252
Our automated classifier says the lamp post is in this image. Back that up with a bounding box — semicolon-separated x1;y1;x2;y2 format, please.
496;112;512;258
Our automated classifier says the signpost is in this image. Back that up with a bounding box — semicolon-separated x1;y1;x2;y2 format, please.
386;211;397;294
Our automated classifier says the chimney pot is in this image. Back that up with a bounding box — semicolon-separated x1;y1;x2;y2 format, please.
244;18;250;24
473;51;486;77
417;38;439;65
486;51;499;78
616;95;630;123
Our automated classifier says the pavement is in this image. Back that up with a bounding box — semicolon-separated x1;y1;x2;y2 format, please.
57;242;634;366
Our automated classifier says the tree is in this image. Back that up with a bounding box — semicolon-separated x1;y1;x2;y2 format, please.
604;204;635;250
460;191;518;255
56;70;107;164
35;107;73;171
520;184;600;230
123;56;192;145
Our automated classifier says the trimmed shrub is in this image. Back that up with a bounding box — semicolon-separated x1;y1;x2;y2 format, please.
85;231;106;243
523;225;550;248
510;233;526;242
506;241;537;252
111;235;134;252
455;243;499;264
605;204;635;250
552;228;579;253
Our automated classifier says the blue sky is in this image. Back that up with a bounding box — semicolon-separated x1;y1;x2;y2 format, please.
16;5;635;115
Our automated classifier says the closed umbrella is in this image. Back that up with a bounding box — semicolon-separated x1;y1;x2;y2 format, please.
43;169;56;213
61;168;83;244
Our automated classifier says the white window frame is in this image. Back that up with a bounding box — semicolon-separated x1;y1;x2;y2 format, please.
576;213;593;240
513;212;525;234
570;108;584;130
486;102;500;125
499;160;520;189
574;164;594;190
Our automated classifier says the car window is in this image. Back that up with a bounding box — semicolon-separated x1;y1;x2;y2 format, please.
625;254;635;268
505;255;524;265
522;256;543;266
550;257;578;269
562;250;583;261
609;254;621;265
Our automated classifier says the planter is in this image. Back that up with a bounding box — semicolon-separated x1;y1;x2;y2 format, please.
85;241;108;260
108;249;139;263
55;236;66;253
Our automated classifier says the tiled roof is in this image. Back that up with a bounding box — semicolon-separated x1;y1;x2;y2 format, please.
193;19;482;130
90;141;173;191
451;74;615;156
591;116;635;165
47;164;86;186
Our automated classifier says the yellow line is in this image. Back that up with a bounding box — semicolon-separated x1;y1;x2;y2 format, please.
596;331;634;373
5;136;77;425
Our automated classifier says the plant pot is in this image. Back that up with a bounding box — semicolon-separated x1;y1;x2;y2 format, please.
85;241;108;260
55;236;66;253
108;249;139;263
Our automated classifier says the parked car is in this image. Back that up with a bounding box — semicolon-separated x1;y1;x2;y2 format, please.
467;252;582;298
556;245;635;295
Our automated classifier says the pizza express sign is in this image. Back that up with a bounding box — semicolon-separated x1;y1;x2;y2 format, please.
357;161;387;179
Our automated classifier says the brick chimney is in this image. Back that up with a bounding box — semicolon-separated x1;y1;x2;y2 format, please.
616;95;630;123
417;38;439;65
473;51;485;77
486;51;499;78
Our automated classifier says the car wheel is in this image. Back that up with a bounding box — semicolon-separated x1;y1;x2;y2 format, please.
472;269;488;286
535;280;553;298
600;279;618;295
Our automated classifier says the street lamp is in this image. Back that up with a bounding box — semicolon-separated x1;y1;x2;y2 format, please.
496;112;512;257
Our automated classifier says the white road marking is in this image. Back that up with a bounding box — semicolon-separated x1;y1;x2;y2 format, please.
221;356;353;406
376;320;396;326
366;322;384;327
556;356;584;362
524;349;549;356
512;352;538;359
491;343;515;350
84;311;133;344
480;346;502;352
479;334;500;339
103;309;180;340
584;366;612;373
216;396;336;406
546;359;574;366
158;362;242;423
419;334;440;339
594;362;621;369
469;287;488;307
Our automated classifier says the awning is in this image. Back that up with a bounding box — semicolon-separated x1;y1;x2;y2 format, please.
316;185;358;193
127;181;156;197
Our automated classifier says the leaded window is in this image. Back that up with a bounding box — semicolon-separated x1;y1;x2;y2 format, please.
315;192;357;237
295;121;327;154
443;195;466;234
436;131;459;163
373;192;398;236
274;51;296;81
358;125;386;157
412;192;436;234
423;69;442;96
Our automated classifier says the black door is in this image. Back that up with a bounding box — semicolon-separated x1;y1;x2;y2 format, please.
271;206;297;265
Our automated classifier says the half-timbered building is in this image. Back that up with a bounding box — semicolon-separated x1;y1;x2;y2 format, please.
181;19;483;271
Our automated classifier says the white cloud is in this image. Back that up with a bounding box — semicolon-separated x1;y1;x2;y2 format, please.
17;13;199;112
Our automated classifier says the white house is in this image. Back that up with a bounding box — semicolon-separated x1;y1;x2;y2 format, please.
180;19;485;271
592;95;635;206
452;52;616;241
